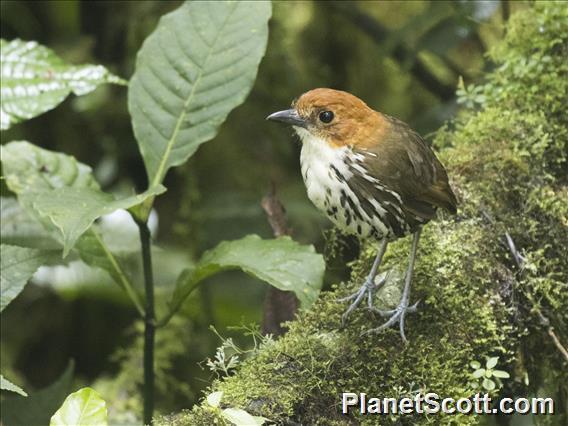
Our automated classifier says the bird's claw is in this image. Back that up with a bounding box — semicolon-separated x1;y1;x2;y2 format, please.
338;275;387;326
339;283;371;327
365;300;420;343
373;300;419;317
337;291;360;303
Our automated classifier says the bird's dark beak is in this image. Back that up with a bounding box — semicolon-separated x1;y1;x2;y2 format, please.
266;109;306;128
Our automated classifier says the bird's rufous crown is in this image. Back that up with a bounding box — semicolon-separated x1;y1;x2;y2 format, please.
293;88;387;149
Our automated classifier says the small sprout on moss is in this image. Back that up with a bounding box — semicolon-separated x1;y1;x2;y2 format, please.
206;325;277;378
456;77;487;109
486;356;498;369
206;342;241;377
470;356;510;391
205;391;269;425
229;323;275;352
483;378;496;391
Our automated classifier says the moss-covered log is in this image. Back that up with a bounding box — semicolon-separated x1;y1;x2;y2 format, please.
159;4;567;425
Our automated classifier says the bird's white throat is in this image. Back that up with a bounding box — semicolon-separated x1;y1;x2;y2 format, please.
294;126;392;240
295;127;356;227
294;127;352;207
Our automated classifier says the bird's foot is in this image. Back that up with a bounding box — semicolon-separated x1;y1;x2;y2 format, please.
338;273;387;326
365;299;420;343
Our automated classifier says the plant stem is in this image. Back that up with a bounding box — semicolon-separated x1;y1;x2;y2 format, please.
137;221;155;425
89;228;145;316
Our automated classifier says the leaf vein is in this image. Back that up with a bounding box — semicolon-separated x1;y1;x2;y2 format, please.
150;1;240;186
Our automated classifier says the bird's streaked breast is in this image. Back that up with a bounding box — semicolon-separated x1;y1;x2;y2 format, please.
296;128;405;240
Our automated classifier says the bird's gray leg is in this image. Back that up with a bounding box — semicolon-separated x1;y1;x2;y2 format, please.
339;239;388;325
365;228;422;343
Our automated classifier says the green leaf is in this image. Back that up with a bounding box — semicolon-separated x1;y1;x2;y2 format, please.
75;228;136;284
0;361;74;426
492;370;510;379
0;39;126;130
0;141;164;256
61;229;145;316
128;0;271;187
0;244;59;312
1;141;99;195
486;356;499;370
164;235;324;325
469;360;481;370
0;140;100;234
472;368;485;379
221;408;267;426
1;375;28;397
206;391;223;408
32;185;165;257
50;387;108;426
194;235;324;307
1;142;145;314
1;197;59;249
482;378;496;391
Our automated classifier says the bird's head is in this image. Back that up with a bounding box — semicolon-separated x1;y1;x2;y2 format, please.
266;88;385;148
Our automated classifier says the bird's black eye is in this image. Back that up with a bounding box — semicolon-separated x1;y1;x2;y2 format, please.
318;110;334;123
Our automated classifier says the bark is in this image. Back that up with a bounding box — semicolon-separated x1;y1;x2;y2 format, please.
261;189;299;336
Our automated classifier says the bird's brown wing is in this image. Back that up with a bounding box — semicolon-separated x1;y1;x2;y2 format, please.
355;115;457;221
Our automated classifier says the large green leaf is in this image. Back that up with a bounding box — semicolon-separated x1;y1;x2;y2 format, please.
1;141;164;256
0;198;140;310
1;375;28;397
77;229;145;314
1;141;101;244
0;39;126;130
1;141;99;193
0;361;74;426
164;235;325;325
50;387;108;426
0;244;59;312
1;197;60;249
1;141;99;233
1;142;146;313
32;185;164;257
128;0;271;187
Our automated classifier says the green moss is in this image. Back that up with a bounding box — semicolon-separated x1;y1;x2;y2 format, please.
157;3;567;425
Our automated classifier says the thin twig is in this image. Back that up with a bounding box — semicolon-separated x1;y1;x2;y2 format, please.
545;323;568;362
261;182;291;237
505;232;526;268
260;184;299;336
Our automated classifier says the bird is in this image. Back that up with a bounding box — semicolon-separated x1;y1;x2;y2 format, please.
266;88;457;342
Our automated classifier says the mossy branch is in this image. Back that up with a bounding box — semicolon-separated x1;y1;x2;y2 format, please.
158;4;567;425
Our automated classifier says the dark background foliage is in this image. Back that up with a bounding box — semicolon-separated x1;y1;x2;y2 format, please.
0;0;525;421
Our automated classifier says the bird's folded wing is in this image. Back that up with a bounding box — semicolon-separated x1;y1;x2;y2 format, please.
356;115;457;219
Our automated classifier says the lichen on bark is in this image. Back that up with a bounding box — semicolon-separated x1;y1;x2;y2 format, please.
158;3;567;425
